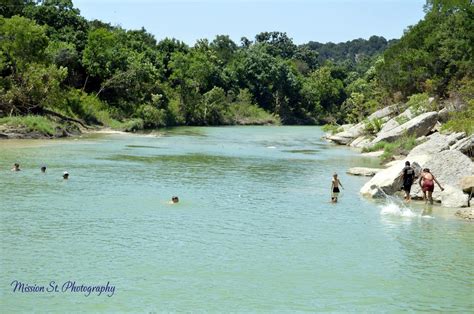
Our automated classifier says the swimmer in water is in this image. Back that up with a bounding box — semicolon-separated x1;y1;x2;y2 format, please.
331;173;343;203
11;163;21;171
63;171;69;180
171;196;179;203
41;166;46;173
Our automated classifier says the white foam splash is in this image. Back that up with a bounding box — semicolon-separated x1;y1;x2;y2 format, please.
380;201;417;218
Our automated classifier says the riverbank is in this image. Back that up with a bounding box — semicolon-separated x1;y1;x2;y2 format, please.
0;111;281;140
324;101;474;215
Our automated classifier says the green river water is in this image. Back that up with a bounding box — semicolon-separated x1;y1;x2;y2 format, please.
0;126;472;312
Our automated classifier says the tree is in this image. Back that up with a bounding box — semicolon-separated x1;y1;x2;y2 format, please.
0;16;48;73
255;31;297;59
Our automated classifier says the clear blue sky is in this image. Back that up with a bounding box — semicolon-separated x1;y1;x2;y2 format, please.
72;0;426;45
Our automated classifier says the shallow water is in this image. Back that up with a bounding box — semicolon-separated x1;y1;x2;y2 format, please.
0;126;472;312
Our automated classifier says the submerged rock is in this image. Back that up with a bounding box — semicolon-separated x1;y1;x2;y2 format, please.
455;209;474;221
347;167;381;177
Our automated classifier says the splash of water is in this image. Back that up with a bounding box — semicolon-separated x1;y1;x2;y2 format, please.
376;187;418;218
380;201;417;217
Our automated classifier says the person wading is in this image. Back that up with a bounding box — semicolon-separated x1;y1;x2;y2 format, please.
419;168;444;205
398;161;416;202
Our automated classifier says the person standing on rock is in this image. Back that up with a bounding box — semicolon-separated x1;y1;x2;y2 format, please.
399;161;416;202
419;168;444;205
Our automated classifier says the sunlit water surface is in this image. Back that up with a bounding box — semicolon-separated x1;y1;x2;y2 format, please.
0;127;472;312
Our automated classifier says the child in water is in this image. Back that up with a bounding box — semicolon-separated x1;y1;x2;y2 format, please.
331;173;343;203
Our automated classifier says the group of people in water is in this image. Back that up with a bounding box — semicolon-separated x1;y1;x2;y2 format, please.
11;163;69;179
11;162;180;204
11;161;442;205
399;161;444;205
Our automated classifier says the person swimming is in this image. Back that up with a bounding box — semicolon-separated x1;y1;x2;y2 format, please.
63;171;69;179
331;173;343;203
11;163;21;171
171;196;179;204
41;166;46;173
419;168;444;205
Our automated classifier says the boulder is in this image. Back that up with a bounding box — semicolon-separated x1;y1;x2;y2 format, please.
350;136;371;149
326;134;352;145
361;151;384;158
460;176;474;194
347;167;381;177
367;104;398;120
372;112;438;144
379;119;399;134
398;107;415;120
450;135;473;157
360;158;427;198
408;132;465;157
440;185;469;208
438;107;450;123
327;122;365;145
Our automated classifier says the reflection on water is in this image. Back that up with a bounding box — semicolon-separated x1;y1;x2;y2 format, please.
0;126;472;312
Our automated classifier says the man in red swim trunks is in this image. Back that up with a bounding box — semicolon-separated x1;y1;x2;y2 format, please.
419;168;444;205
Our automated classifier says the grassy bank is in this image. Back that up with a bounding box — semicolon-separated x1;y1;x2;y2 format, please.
362;135;418;162
0;116;60;137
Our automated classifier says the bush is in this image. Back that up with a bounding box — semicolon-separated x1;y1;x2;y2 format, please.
441;100;474;135
364;117;383;135
406;93;431;115
226;89;280;125
108;118;144;132
322;124;342;134
135;104;166;128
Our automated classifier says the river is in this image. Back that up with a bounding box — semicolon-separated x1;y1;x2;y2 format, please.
0;126;472;312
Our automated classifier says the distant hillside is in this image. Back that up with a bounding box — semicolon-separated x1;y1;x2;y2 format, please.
303;36;397;64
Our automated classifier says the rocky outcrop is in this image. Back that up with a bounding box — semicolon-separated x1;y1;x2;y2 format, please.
367;104;398;120
372;112;438;144
362;150;473;207
350;136;371;149
347;167;381;177
379;119;399;134
360;160;425;198
326;122;365;145
408;132;465;157
450;135;473;157
440;185;468;208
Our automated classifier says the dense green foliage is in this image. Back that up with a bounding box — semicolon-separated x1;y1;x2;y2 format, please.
0;0;472;132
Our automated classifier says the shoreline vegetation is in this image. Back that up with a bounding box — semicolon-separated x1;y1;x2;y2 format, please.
1;1;472;139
